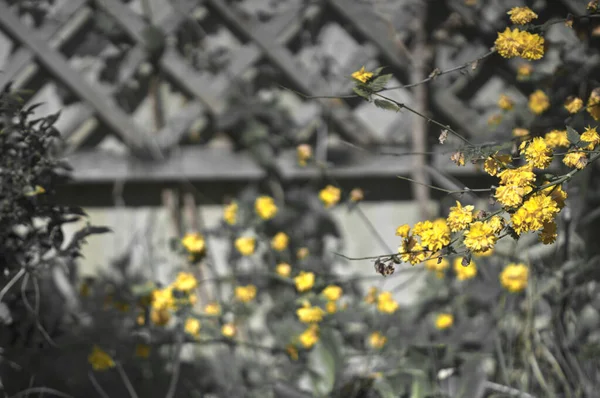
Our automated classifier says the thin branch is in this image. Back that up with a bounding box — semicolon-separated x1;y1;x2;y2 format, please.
88;372;110;398
116;362;140;398
0;268;26;303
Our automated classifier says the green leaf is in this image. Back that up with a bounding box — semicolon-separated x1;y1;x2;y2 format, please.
353;86;371;99
373;99;400;112
372;378;396;398
368;74;393;91
410;374;425;398
373;66;386;76
309;328;344;396
566;126;580;144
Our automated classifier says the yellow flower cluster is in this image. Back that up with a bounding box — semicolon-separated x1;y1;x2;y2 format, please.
149;272;199;326
544;130;569;148
181;232;205;255
297;301;326;323
435;313;454;330
276;262;291;277
271;232;289;251
517;64;533;80
498;94;514;110
221;323;236;338
297;144;312;166
495;28;544;60
223;202;238;225
368;331;387;349
351;66;373;83
294;271;315;292
204;302;221;315
255;196;278;220
319;185;341;208
454;257;477;280
185;317;201;338
425;257;449;279
299;324;319;348
235;236;256;256
377;291;399;314
235;285;257;303
88;345;115;371
396;219;451;264
507;7;538;25
529;90;549;115
520;137;553;169
500;263;529;292
565;97;584;114
322;285;343;301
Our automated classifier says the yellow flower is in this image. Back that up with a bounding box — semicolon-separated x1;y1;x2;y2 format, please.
544;130;570;148
299;325;319;348
350;188;364;202
88;345;115;371
539;221;557;244
271;232;289;251
563;151;588;169
235;285;257;303
484;153;512;176
24;185;46;196
425;256;450;275
517;64;533;80
520;137;553;169
235;237;255;256
498;94;514;110
418;218;451;253
181;233;205;254
204;302;221;315
475;248;494;257
435;313;454;330
286;344;299;360
529;90;549;114
511;193;560;235
454;257;477;281
587;89;600;121
255;196;278;220
398;236;428;265
297;303;326;323
498;164;536;187
446;201;474;232
364;286;378;304
565;97;584;114
377;291;399;314
351;66;373;83
322;285;343;301
297;144;312;166
368;331;387;349
185;318;201;337
221;323;236;338
326;301;337;314
580;125;600;149
319;185;341;208
297;247;309;260
135;344;150;358
500;263;529;292
223;202;238;225
507;6;538;25
276;262;291;277
294;271;315;292
395;224;411;237
172;272;198;292
512;127;530;137
495;28;544;60
495;184;527;207
463;221;497;253
151;308;171;326
151;288;175;310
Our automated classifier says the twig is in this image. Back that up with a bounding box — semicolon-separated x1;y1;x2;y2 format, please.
9;387;75;398
165;327;184;398
88;372;110;398
0;268;26;303
116;362;140;398
484;381;536;398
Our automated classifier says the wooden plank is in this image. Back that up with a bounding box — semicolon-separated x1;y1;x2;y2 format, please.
327;0;408;71
0;3;159;159
0;0;89;90
205;0;375;146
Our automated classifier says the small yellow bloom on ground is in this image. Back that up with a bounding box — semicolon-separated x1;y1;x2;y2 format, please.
351;66;373;83
454;257;477;281
88;345;115;371
435;313;454;330
529;90;550;114
368;331;387;349
276;262;291;277
297;144;312;166
221;323;236;338
204;302;221;315
377;291;399;314
173;272;198;292
271;232;289;251
319;185;341;208
294;271;315;292
299;325;319;348
322;285;343;301
135;344;150;358
235;237;256;256
565;97;584;114
507;6;538;25
235;285;257;303
181;233;205;254
185;318;201;337
500;263;529;292
223;202;238;225
151;288;175;310
326;301;337;314
255;196;278;220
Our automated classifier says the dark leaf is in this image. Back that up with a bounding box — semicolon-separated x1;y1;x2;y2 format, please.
368;74;393;92
566;126;580;144
352;86;371;99
373;99;400;112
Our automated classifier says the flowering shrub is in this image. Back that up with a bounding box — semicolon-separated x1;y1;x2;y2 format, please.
2;3;600;398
